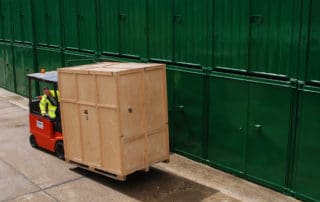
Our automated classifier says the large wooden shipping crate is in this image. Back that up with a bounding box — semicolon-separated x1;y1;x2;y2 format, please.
58;62;169;180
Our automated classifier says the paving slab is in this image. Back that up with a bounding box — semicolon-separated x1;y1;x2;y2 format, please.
0;160;39;201
7;191;56;202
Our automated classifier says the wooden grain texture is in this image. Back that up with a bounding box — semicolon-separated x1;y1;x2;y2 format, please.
58;62;169;179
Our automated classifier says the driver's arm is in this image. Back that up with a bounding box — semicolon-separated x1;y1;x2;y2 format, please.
39;96;47;116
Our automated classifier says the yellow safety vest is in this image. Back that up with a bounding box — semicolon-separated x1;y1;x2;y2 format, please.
39;90;60;119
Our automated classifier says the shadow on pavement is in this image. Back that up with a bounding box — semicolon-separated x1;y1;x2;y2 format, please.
71;166;218;202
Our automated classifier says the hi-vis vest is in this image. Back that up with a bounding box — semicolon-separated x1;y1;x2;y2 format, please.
39;90;60;119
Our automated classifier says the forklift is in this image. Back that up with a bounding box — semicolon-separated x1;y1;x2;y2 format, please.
27;70;64;159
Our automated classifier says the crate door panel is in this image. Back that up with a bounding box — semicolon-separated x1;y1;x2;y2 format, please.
100;0;119;55
119;71;144;138
213;0;250;71
78;0;97;52
148;0;173;62
47;0;61;47
208;75;248;172
119;0;147;58
174;0;208;66
293;88;320;200
249;0;300;77
305;0;320;82
172;70;205;159
63;0;78;50
246;81;292;187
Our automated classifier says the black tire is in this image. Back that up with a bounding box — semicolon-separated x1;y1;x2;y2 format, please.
55;141;65;160
29;135;37;148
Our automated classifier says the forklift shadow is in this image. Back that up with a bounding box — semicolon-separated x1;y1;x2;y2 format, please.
71;166;218;202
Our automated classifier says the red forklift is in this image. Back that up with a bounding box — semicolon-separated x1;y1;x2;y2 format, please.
27;71;64;159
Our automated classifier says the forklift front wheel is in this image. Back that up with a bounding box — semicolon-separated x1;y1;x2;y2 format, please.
55;141;65;160
29;135;37;148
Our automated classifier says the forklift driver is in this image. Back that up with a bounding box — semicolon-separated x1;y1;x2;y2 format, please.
40;87;60;119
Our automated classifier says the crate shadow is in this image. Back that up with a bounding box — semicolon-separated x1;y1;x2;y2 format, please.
71;166;218;202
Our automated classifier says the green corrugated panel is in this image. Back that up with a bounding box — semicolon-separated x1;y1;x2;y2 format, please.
213;0;300;78
36;47;62;92
208;72;293;189
148;0;173;62
208;73;248;173
13;45;35;96
169;67;206;160
0;43;15;91
78;0;97;52
33;0;47;45
213;0;249;70
246;78;293;188
0;1;3;41
119;0;147;58
99;0;119;55
33;0;61;47
305;0;320;83
63;51;96;67
249;0;300;78
292;86;320;202
46;0;61;47
63;0;97;52
1;0;12;41
11;0;33;43
174;0;208;66
11;0;22;42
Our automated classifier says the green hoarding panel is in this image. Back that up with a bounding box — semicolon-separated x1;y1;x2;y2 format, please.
305;1;320;83
20;0;33;43
249;0;300;78
11;0;33;43
33;0;61;47
171;68;206;159
64;51;96;67
33;0;47;45
208;73;248;173
213;0;249;70
246;79;292;187
292;86;320;202
37;48;62;71
120;0;147;58
1;0;12;41
63;0;78;50
36;48;62;93
13;45;35;96
0;43;6;87
78;0;97;52
0;2;3;41
46;0;61;47
0;43;15;91
148;0;173;62
166;67;175;150
11;0;22;42
99;0;119;55
174;0;208;66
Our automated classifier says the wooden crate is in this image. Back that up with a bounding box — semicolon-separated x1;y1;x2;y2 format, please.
58;62;169;180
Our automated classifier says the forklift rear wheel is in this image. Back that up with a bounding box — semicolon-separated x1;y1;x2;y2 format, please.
29;135;37;148
55;141;65;160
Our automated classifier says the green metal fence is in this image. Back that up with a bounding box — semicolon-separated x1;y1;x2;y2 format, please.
0;0;320;201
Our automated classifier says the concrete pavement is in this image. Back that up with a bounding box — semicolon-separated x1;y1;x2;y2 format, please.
0;88;299;202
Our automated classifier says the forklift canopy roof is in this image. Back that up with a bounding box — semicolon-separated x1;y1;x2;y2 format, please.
27;71;58;83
